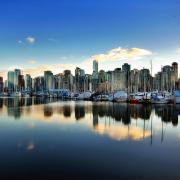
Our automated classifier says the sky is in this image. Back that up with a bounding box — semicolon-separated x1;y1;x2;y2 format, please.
0;0;180;79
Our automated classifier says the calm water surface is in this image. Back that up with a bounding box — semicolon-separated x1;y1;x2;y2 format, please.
0;98;180;180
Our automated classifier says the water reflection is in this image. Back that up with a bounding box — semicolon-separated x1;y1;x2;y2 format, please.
0;98;180;179
0;98;179;141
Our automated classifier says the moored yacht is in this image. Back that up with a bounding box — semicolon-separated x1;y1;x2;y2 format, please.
77;91;92;100
109;91;127;102
151;93;169;104
10;92;22;97
95;94;109;101
129;92;144;104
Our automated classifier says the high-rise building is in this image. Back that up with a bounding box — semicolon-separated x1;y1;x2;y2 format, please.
112;68;126;91
161;65;172;91
130;69;140;93
14;69;21;92
55;73;64;89
25;74;32;91
63;70;73;91
19;75;25;91
139;68;151;92
0;77;3;93
98;70;107;93
84;74;92;92
122;63;131;92
75;67;85;92
154;72;162;91
8;71;15;92
44;71;54;91
92;60;99;91
106;71;113;93
33;76;44;92
93;60;98;73
172;62;178;82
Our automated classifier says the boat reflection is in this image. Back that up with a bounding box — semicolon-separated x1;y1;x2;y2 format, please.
0;98;179;142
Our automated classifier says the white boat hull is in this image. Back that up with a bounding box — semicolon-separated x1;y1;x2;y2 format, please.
151;99;168;104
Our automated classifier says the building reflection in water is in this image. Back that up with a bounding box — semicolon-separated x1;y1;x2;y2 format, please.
0;98;179;141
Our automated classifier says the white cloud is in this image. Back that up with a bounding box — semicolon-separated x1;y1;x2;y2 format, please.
24;63;76;78
177;48;180;53
0;47;154;79
91;47;153;62
26;36;35;44
28;60;37;64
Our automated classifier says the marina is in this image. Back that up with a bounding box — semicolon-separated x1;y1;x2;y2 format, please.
1;90;179;104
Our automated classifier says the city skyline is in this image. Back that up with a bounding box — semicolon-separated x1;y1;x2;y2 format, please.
1;60;179;95
0;0;180;78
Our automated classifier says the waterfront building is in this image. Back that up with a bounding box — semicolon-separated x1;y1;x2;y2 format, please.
63;70;73;91
98;70;108;93
139;68;151;92
75;67;85;92
33;76;44;92
19;75;25;91
54;73;63;89
172;62;178;82
161;65;172;91
122;63;131;92
171;62;178;90
4;80;8;92
106;71;113;93
58;73;64;89
92;60;99;92
14;69;21;92
129;69;140;93
44;71;54;91
93;59;98;74
84;74;92;92
7;71;15;92
25;74;32;91
0;77;3;93
112;68;126;92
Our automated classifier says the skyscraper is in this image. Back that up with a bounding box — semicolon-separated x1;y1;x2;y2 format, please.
0;77;3;93
162;65;172;91
19;75;25;91
33;76;44;92
139;68;151;92
44;71;54;91
7;71;15;92
25;74;32;91
112;68;126;91
122;63;131;92
92;60;99;91
63;70;73;91
14;69;21;92
172;62;178;82
93;60;98;73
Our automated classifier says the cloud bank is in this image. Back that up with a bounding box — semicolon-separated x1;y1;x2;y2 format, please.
28;60;37;64
91;47;152;62
0;47;153;79
177;48;180;53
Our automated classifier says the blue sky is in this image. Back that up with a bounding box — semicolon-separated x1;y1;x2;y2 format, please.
0;0;180;77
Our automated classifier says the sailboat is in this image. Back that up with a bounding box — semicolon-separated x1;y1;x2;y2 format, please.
10;92;22;97
151;93;168;104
